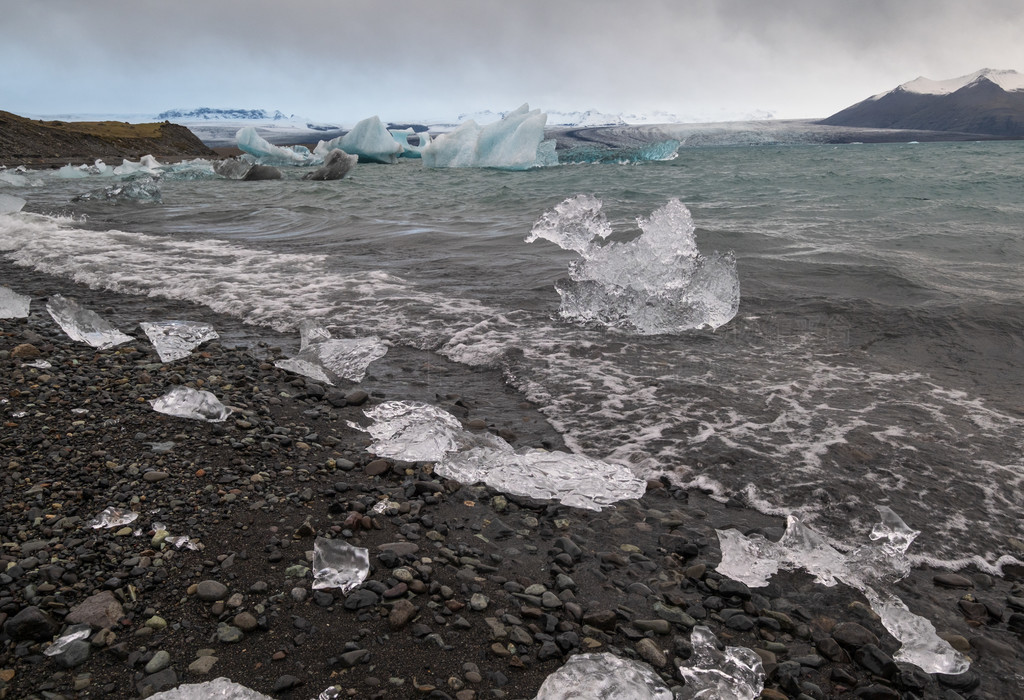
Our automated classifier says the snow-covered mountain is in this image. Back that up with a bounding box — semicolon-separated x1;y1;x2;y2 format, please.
821;68;1024;136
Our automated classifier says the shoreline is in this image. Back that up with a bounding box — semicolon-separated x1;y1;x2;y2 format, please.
0;262;1022;698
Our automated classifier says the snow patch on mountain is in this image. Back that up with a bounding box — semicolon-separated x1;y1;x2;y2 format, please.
158;107;295;122
871;68;1024;100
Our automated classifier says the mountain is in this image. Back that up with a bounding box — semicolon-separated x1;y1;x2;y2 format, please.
820;69;1024;137
157;107;294;122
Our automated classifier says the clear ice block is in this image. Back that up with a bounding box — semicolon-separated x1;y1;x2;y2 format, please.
140;320;219;363
275;322;387;384
678;625;765;700
0;285;30;318
150;386;231;422
533;652;672;699
148;677;274;699
312;537;370;593
87;507;139;529
46;295;133;349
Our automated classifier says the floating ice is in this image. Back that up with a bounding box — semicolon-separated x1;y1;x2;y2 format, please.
559;140;681;164
148;677;273;700
715;507;970;674
112;155;163;176
678;626;765;700
56;164;90;179
46;295;134;349
302;149;358;181
312;537;370;593
236;127;316;166
389;128;431;159
0;285;30;318
528;196;740;334
0;192;26;214
422;104;556;170
150;386;231;422
352;401;647;511
213;157;255;180
533;653;672;699
274;323;387;384
140;321;219;363
314;116;403;164
43;624;92;657
88;506;139;529
72;176;162;203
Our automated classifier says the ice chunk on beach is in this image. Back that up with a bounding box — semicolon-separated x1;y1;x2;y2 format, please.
274;324;387;384
528;196;739;334
88;506;139;529
422;104;556;170
312;537;370;593
140;321;219;363
314;115;403;164
150;386;231;422
148;677;273;700
678;626;765;700
534;653;672;699
351;401;647;510
46;295;134;349
0;192;26;214
236;127;316;165
43;624;92;658
302;149;358;180
0;286;30;318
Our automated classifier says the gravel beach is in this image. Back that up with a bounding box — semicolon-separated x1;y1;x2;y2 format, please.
1;262;1023;699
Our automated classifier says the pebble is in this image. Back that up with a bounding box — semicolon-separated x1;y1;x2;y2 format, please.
196;580;229;602
144;650;171;674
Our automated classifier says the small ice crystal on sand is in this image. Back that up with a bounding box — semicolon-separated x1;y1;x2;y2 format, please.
0;285;30;318
140;320;219;363
46;295;133;349
678;626;765;699
312;537;370;593
533;652;672;699
147;677;274;699
88;507;139;529
43;624;92;657
150;386;231;422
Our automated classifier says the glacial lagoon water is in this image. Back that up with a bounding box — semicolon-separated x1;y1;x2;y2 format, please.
1;140;1023;579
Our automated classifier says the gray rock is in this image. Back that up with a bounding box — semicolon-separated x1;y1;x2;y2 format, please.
4;605;57;641
188;655;219;674
636;638;667;668
216;623;243;643
196;580;228;602
65;590;122;630
832;621;878;649
56;640;91;668
145;649;171;673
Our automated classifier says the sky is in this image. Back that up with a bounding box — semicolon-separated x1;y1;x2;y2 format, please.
3;0;1023;125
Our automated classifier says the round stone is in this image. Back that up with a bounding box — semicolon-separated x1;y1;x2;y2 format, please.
196;580;228;602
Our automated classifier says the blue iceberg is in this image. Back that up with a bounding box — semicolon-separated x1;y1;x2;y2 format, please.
422;104;556;170
236;127;316;165
314;116;403;164
388;128;431;159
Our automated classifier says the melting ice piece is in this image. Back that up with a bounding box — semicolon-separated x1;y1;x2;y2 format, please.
88;507;139;529
43;624;92;657
422;104;556;170
312;537;370;593
527;196;740;334
45;295;134;349
150;386;231;422
314;116;404;164
57;164;90;179
355;401;465;462
0;192;26;214
0;285;30;318
147;677;273;700
275;324;387;384
140;320;219;363
302;149;358;181
72;176;162;203
533;652;672;699
236;127;316;166
112;155;164;176
678;626;765;700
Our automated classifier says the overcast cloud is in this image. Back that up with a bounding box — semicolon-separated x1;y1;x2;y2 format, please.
2;0;1022;123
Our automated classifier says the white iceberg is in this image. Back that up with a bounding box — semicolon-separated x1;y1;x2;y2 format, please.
422;104;556;170
274;322;387;384
389;128;431;159
314;115;403;164
0;285;30;318
236;127;316;165
150;386;231;422
140;321;219;363
534;653;672;699
678;626;765;700
45;295;134;349
148;677;273;700
112;155;164;176
528;196;740;334
312;537;370;593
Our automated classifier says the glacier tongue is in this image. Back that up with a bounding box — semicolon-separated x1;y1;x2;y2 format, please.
45;295;134;349
528;196;740;334
0;285;31;318
140;321;219;363
422;103;556;170
533;653;672;699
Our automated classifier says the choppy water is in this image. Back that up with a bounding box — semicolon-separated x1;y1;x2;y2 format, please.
2;140;1023;570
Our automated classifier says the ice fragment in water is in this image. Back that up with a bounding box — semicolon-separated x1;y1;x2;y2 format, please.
0;285;30;318
714;508;970;674
150;386;231;422
302;149;358;180
140;320;219;363
678;626;765;700
88;507;139;529
422;104;556;170
147;677;273;699
351;401;647;511
43;624;92;657
236;127;315;165
0;192;26;213
275;323;387;384
72;176;162;203
314;116;403;164
45;294;133;349
528;196;740;334
533;652;672;699
312;537;370;593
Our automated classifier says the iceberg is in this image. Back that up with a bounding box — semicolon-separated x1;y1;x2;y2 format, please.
150;386;231;422
274;322;387;384
527;196;739;334
351;401;647;511
715;507;970;675
140;321;219;363
236;126;316;166
534;653;672;699
46;295;134;349
148;677;273;700
0;285;30;318
0;193;26;214
112;155;164;176
422;104;557;170
678;626;765;700
56;164;90;179
302;149;358;181
389;128;431;158
313;115;403;164
312;537;370;593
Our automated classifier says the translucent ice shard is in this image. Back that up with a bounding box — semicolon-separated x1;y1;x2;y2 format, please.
274;323;387;384
314;116;403;164
148;677;273;700
528;196;740;334
140;321;219;363
213;157;256;180
46;295;133;349
88;506;140;529
0;285;30;318
150;386;231;422
43;624;92;657
0;192;26;214
312;537;370;593
422;104;555;170
351;401;647;511
533;653;672;700
679;626;764;700
236;127;316;165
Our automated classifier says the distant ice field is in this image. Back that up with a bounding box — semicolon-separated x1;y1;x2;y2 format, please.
2;140;1023;570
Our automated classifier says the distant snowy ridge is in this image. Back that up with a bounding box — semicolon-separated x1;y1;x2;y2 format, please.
456;107;775;127
872;68;1024;99
158;107;295;122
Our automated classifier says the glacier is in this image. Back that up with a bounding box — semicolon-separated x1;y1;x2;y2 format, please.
422;104;557;170
527;196;739;334
313;115;404;164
